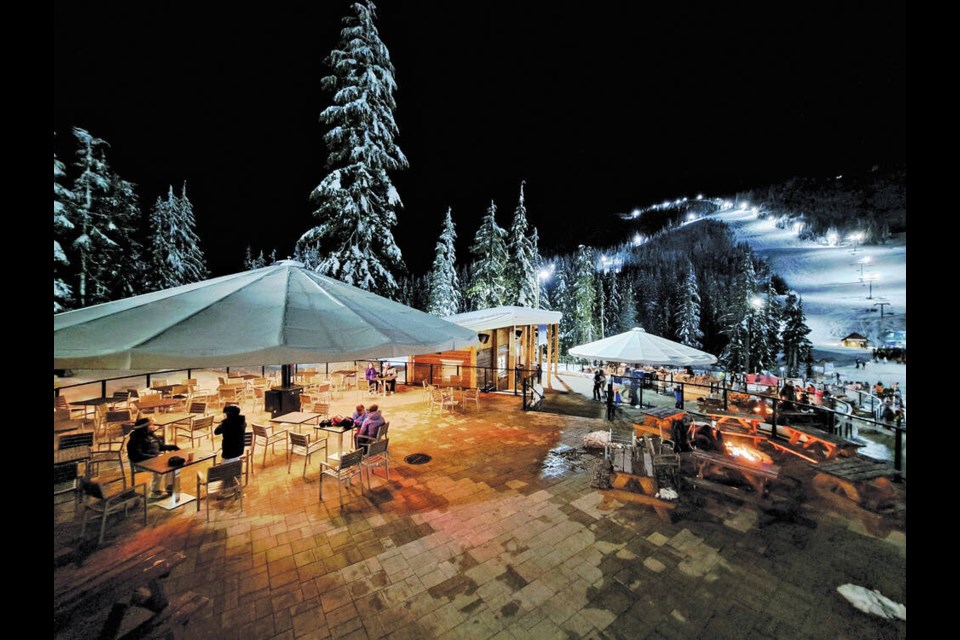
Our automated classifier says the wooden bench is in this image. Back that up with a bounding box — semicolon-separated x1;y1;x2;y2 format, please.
54;544;207;640
774;423;863;461
696;397;724;412
688;449;780;496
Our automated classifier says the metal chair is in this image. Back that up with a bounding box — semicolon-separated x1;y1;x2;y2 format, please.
251;423;287;467
356;421;389;452
79;476;148;545
174;414;215;449
196;461;243;522
462;387;480;410
287;432;328;477
360;438;391;489
319;449;364;509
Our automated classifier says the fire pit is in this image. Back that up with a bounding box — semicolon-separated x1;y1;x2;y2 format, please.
724;442;773;465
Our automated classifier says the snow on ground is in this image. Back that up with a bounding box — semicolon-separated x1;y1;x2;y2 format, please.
704;207;906;397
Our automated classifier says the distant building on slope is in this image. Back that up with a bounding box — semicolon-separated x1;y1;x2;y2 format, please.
841;332;870;348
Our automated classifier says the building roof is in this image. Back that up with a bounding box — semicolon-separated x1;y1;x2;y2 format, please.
842;332;869;341
443;306;562;333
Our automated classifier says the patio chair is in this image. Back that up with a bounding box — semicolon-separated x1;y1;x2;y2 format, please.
360;438;391;489
287;432;328;477
174;414;215;449
319;449;364;509
79;476;148;545
356;421;389;452
54;395;86;419
462;387;480;410
109;391;130;410
251;423;287;467
89;422;135;489
310;402;331;423
195;461;243;522
55;432;94;502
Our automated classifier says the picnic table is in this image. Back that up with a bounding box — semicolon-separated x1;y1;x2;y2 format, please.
54;543;209;640
771;423;864;462
687;449;781;496
633;407;686;438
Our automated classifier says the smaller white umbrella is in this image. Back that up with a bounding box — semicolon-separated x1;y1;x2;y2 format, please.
568;327;717;366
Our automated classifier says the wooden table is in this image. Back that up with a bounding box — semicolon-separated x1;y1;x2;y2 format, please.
133;449;216;510
773;423;864;462
71;397;115;419
317;423;353;461
271;411;322;434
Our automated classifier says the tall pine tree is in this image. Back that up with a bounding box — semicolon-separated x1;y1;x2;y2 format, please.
674;262;704;348
296;0;407;298
468;201;508;309
572;245;598;345
70;127;116;307
505;181;537;307
96;174;146;301
781;291;813;377
426;208;462;317
54;146;75;312
144;183;208;292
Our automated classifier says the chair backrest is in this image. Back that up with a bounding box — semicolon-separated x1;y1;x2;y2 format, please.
59;432;94;450
127;388;141;400
193;415;215;429
339;449;363;469
251;423;271;438
112;391;129;402
312;402;330;416
54;408;72;421
55;395;70;409
207;460;243;484
289;432;311;448
188;401;207;414
152;379;168;388
105;409;132;423
365;438;388;457
243;431;254;448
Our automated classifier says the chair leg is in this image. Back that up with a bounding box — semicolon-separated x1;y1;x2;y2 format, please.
302;454;309;478
99;511;108;545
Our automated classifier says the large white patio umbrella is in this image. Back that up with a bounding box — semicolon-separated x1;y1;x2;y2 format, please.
53;261;478;370
568;327;717;366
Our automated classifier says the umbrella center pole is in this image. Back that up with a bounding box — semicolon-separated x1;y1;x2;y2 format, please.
281;364;293;388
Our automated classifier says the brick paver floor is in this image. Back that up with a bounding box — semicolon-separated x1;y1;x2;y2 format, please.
54;375;906;639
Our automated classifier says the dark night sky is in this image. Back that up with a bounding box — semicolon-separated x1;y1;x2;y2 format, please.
53;1;906;278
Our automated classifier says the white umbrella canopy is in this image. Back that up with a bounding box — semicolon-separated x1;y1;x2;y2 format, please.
54;261;479;369
568;327;717;367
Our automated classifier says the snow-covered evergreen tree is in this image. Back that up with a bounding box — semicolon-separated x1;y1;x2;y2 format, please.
619;278;638;330
456;264;473;312
781;291;813;377
54;146;75;312
144;183;208;292
296;0;407;298
505;182;537;307
70;127;116;308
551;259;576;353
674;262;704;348
426;208;461;317
244;246;268;270
95;175;146;302
531;230;551;310
467;201;509;309
572;245;598;345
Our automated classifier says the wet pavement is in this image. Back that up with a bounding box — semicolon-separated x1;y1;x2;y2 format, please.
54;376;906;639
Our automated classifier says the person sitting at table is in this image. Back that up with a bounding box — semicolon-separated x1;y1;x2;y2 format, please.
382;363;398;394
365;362;379;393
355;403;385;450
692;422;725;453
352;404;366;424
215;404;247;464
127;416;179;496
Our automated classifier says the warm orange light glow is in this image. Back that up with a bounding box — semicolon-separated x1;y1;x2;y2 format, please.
725;442;763;463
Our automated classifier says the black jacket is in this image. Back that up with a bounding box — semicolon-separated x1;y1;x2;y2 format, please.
215;414;247;459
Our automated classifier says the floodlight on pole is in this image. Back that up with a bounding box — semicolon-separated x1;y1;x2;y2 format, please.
858;256;871;282
535;264;554;309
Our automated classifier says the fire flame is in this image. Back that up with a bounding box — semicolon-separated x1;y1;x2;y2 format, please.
725;442;764;464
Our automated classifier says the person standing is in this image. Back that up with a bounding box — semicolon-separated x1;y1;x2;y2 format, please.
674;384;683;409
215;404;247;463
593;369;605;401
536;363;543;384
606;381;616;421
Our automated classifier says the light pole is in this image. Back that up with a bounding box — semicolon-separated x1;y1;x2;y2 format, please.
866;274;878;299
849;231;864;254
535;264;554;309
858;256;871;282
